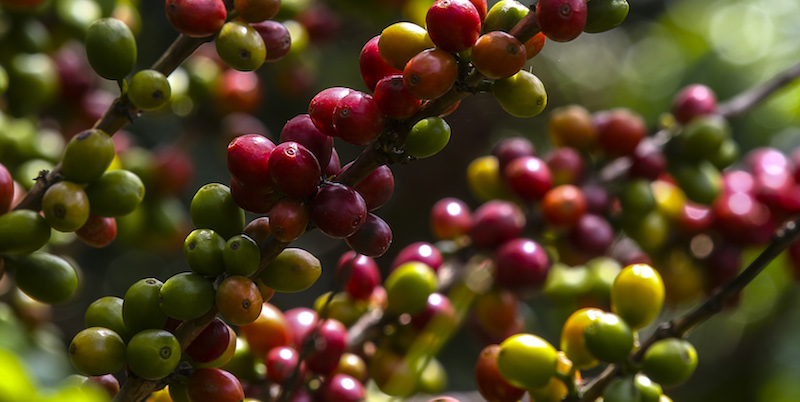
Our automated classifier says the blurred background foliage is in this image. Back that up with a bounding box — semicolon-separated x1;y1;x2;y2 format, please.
2;0;800;400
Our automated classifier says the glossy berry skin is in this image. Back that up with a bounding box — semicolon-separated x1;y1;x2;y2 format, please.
318;374;366;402
360;36;401;92
430;197;473;240
497;333;558;389
560;307;603;369
8;252;78;304
672;84;717;125
69;327;126;376
0;163;12;213
410;293;457;331
303;319;349;374
227;134;276;192
525;32;547;58
311;183;368;238
374;75;422;120
344;163;395;211
337;251;381;300
378;22;434;71
42;181;90;232
126;329;181;380
385;262;438;315
472;31;526;79
252;21;292;62
403;48;458;100
493;70;548;117
266;346;305;384
536;0;587;42
345;213;393;257
216;21;267;72
186;317;231;364
426;0;481;52
229;179;280;214
583;312;634;363
165;0;227;38
260;248;322;293
269;141;321;198
128;70;171;111
594;108;646;158
494;238;550;290
187;368;245;402
548;104;597;150
584;0;630;33
541;184;587;227
546;146;585;185
183;228;226;277
504;156;553;201
391;242;443;272
86;170;145;218
280;114;334;169
469;200;526;249
642;338;698;387
216;275;263;325
234;0;281;23
62;129;115;184
493;136;536;172
309;87;354;137
333;91;385;145
240;302;290;358
475;344;526;402
611;264;664;329
123;278;167;335
406;117;451;158
269;198;310;242
159;272;216;320
568;213;614;255
85;18;137;80
191;183;245;240
630;139;667;180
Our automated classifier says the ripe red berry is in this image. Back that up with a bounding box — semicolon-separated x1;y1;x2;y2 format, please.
494;237;551;290
227;133;276;194
280;114;334;168
374;75;422;120
317;374;366;402
536;0;587;42
303;319;348;374
475;344;525;402
594;108;647;158
268;197;310;242
426;0;481;52
165;0;227;38
469;200;526;249
340;162;395;211
346;213;393;257
265;346;305;384
337;251;381;300
391;241;443;272
504;155;553;201
251;20;292;62
672;84;718;125
541;184;587;227
430;197;473;240
311;183;368;238
471;31;527;79
492;136;536;172
309;87;354;137
186;317;230;364
186;368;244;402
359;36;402;92
332;91;386;145
76;214;117;248
269;141;322;198
546;146;585;185
403;48;458;100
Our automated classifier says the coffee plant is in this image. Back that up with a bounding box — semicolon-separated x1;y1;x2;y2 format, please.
1;0;800;401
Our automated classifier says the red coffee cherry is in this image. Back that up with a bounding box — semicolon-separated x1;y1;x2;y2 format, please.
524;32;547;59
269;141;321;198
504;155;553;201
229;178;281;214
186;317;230;364
672;84;718;125
280;114;334;169
266;346;306;385
310;183;368;238
359;36;401;92
594;108;647;158
187;368;245;402
268;198;310;243
339;162;395;211
494;237;551;290
284;307;318;348
165;0;227;38
469;200;526;249
475;344;525;402
471;31;527;79
309;87;354;137
568;213;614;256
630;139;667;181
303;319;348;374
541;184;587;227
492;136;536;172
426;0;481;52
332;91;386;145
374;75;422;120
346;213;393;257
391;241;443;272
251;20;292;62
76;214;117;248
337;251;381;300
317;374;366;402
227;133;276;193
410;292;457;331
536;0;587;42
546;147;585;185
0;163;12;214
430;197;473;240
240;302;290;358
403;48;458;100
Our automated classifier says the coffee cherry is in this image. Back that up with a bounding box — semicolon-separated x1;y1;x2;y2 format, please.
229;179;281;214
265;346;304;384
678;114;730;162
672;84;717;125
227;133;276;193
5;53;58;116
223;234;261;276
345;213;393;257
0;163;12;214
318;374;366;402
405;116;451;158
310;183;368;238
280;114;334;169
569;213;614;256
536;0;587;42
269;198;310;242
183;228;226;277
69;327;126;376
186;317;231;364
493;70;548;118
484;0;529;33
159;272;215;320
630;139;667;181
467;155;514;201
260;248;321;292
332;91;385;145
472;31;527;79
546;147;585;185
42;180;90;232
85;18;137;80
332;353;368;382
426;0;481;52
594;108;646;158
469;200;526;249
391;241;443;272
642;338;698;387
497;333;558;389
385;261;437;315
670;161;722;206
216;21;267;71
542;184;587;227
493;136;536;172
62;129;115;184
337;252;381;300
127;329;181;380
215;69;263;113
339;163;394;211
378;22;434;71
128;69;171;110
7;252;78;304
369;347;418;397
548;104;597;149
584;0;629;33
360;36;402;92
123;278;168;334
475;344;526;402
583;312;634;362
560;307;603;369
504;155;553;201
309;87;354;137
611;264;664;329
304;318;348;374
525;32;547;59
494;237;551;290
602;376;639;402
252;20;292;62
85;169;145;217
165;0;227;37
85;296;130;342
240;302;290;358
374;75;422;120
191;183;245;239
234;0;280;23
403;48;458;100
187;368;244;402
216;275;263;326
430;197;473;240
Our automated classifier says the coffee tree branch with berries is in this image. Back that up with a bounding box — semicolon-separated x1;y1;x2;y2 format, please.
1;0;800;401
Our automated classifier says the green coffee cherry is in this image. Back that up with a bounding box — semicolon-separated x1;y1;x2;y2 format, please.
123;278;168;334
5;53;58;116
671;161;722;206
85;18;137;80
642;338;698;387
159;272;216;320
126;329;181;380
0;65;8;95
259;248;321;293
128;69;171;110
483;0;529;33
583;312;634;362
384;261;437;315
62;129;115;184
497;333;558;389
620;179;656;218
190;183;245;240
215;21;267;72
679;114;730;162
406;117;451;158
85;169;145;217
493;70;547;118
85;296;130;342
0;209;51;255
69;327;126;376
183;229;226;277
42;181;90;232
584;0;630;33
223;234;261;277
6;252;78;304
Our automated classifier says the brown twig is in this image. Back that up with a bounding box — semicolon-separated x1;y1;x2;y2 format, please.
718;59;800;118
